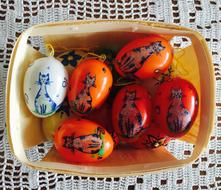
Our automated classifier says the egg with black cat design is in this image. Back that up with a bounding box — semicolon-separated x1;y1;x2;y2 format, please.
54;118;114;163
23;56;68;118
114;35;173;79
112;84;152;144
153;77;199;138
68;59;113;115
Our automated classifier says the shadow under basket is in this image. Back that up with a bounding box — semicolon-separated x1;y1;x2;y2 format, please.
6;20;215;177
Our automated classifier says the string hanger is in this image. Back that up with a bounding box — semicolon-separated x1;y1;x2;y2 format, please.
45;43;55;57
79;52;106;62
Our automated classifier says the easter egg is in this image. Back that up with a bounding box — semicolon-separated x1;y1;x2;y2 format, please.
112;84;152;143
132;123;171;149
23;56;68;118
68;59;113;115
153;77;199;138
42;111;68;140
115;35;173;79
54;118;114;163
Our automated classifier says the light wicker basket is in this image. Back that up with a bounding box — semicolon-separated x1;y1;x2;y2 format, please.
6;20;215;177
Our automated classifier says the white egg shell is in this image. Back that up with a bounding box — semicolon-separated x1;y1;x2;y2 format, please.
23;56;68;118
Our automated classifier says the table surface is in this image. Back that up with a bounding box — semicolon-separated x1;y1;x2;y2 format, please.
0;0;221;189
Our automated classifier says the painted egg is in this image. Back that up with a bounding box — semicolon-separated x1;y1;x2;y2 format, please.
42;110;68;140
68;59;113;115
115;35;173;79
23;56;68;118
85;102;120;147
54;118;114;163
153;77;199;138
112;84;152;143
132;123;171;149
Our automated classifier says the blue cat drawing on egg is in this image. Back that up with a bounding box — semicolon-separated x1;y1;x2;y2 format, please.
34;72;57;115
23;56;68;118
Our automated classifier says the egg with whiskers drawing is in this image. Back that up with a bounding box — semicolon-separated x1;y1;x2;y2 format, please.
23;56;68;118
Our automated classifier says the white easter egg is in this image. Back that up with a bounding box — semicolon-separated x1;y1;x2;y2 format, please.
23;56;68;118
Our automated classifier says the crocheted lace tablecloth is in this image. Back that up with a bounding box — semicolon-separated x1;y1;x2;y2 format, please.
0;0;221;189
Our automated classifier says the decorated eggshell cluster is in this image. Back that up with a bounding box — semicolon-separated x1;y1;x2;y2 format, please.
23;56;68;118
23;34;200;163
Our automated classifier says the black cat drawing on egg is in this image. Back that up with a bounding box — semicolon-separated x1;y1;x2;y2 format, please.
115;35;173;79
153;77;199;138
112;84;152;143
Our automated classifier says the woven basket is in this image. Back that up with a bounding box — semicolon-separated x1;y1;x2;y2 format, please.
6;20;215;177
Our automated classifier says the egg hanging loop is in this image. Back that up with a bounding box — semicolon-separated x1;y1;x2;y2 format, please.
45;43;55;57
79;52;106;62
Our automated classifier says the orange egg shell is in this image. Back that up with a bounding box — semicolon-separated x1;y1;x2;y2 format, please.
115;35;173;79
132;124;172;149
68;59;113;115
54;118;114;163
153;77;199;138
112;84;152;144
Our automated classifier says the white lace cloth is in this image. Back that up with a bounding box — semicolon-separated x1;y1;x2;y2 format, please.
0;0;221;189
